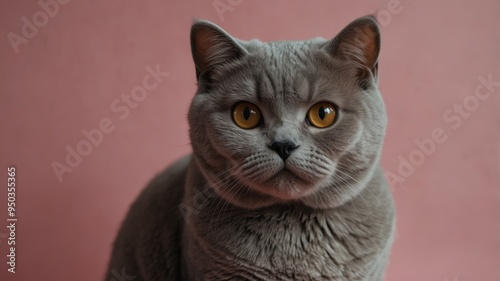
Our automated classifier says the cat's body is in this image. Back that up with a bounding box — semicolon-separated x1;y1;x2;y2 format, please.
106;16;395;281
106;156;394;281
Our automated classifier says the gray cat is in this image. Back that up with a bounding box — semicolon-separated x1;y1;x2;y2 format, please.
105;15;395;281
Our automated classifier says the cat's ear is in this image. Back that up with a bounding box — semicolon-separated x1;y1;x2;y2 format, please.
190;20;246;80
323;16;381;85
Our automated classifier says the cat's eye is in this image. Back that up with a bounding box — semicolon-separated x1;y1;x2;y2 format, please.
232;102;262;129
307;102;337;128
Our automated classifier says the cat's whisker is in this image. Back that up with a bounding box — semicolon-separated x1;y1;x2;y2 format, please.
328;174;360;214
206;176;234;217
209;175;238;215
198;171;237;229
218;182;247;231
211;178;242;231
336;171;370;209
196;170;234;215
335;162;381;206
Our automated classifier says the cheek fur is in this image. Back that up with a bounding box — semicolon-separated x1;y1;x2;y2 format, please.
238;151;283;182
309;117;363;158
286;148;334;182
207;112;265;161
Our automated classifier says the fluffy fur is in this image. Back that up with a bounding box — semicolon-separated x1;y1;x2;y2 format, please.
105;16;395;281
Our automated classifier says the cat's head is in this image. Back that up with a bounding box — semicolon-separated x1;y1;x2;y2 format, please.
188;16;386;209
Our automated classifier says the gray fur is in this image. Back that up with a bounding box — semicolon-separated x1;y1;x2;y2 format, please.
105;16;395;281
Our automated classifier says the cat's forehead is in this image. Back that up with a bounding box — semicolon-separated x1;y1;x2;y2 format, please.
247;39;322;70
215;38;355;111
243;40;324;103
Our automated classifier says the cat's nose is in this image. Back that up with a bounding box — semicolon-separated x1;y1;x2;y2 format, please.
270;141;298;161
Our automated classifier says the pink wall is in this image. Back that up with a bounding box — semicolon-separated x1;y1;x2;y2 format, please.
1;0;499;280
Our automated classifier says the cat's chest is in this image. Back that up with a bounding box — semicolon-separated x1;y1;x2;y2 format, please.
185;207;384;280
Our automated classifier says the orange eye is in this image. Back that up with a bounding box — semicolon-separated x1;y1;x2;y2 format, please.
307;102;337;128
232;102;262;129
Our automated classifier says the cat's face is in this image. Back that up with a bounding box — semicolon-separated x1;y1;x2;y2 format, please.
188;16;386;209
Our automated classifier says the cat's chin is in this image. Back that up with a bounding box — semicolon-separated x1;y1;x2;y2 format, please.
207;169;321;209
238;168;319;202
260;170;315;198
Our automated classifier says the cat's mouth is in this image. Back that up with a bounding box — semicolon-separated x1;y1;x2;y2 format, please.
227;153;335;203
251;167;318;200
279;167;305;180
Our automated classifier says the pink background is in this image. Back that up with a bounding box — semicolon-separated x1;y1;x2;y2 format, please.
1;0;499;280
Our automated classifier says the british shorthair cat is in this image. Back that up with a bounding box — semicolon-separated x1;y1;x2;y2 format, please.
105;15;395;281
